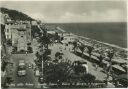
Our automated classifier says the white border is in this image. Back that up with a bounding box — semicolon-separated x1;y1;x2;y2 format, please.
0;0;127;89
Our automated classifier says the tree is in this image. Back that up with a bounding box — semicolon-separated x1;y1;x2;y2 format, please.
43;55;52;63
1;7;34;21
72;41;78;53
1;60;8;71
43;61;71;85
106;50;115;82
37;24;52;49
6;39;12;46
107;50;114;62
87;46;94;60
27;46;33;53
43;49;51;62
43;49;51;55
81;73;96;86
31;26;42;38
54;32;61;43
35;51;40;58
38;34;51;49
79;44;86;57
97;54;104;65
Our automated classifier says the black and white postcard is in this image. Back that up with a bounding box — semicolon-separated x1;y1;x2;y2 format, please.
0;0;127;88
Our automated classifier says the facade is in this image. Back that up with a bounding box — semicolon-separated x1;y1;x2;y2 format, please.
0;12;5;24
31;21;38;26
4;18;32;52
47;30;55;34
62;34;78;44
0;12;11;24
17;29;27;51
1;13;11;86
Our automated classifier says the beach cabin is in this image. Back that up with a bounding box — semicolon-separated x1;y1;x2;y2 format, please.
112;65;126;75
47;30;55;34
62;35;78;44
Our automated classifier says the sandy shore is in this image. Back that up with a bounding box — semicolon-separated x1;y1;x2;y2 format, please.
57;26;127;51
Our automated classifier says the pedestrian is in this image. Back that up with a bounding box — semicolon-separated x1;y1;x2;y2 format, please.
93;63;98;70
95;64;98;70
26;51;28;55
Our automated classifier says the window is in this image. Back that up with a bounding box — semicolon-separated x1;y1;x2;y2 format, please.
7;29;9;33
7;35;9;39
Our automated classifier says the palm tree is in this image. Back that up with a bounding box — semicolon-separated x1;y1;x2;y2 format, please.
107;50;114;62
72;41;78;53
87;45;94;60
54;32;61;43
43;61;71;86
97;53;104;65
106;49;115;82
81;73;96;87
79;44;86;57
37;23;52;49
39;33;51;49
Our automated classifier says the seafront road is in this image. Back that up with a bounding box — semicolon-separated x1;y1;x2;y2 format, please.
6;39;111;88
49;43;111;81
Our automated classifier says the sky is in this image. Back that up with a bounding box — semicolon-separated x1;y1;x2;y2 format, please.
0;0;127;23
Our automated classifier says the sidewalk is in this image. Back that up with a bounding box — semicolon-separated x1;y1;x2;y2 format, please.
1;55;14;88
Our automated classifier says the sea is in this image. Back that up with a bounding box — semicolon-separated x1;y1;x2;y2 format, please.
48;22;127;48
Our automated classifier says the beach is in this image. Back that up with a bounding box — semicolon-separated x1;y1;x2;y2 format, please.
49;22;127;48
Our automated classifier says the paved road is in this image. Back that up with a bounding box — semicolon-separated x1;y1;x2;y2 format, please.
8;39;40;88
9;53;39;88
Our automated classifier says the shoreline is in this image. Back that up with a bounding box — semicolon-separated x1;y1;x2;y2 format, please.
56;26;127;51
77;35;127;51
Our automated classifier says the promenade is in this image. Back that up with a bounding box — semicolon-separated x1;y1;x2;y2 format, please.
49;43;110;81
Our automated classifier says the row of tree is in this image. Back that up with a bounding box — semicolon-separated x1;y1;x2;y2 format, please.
34;24;99;88
72;40;118;84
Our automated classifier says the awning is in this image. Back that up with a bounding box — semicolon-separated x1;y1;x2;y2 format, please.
117;74;128;79
112;65;126;72
112;59;127;64
93;53;100;57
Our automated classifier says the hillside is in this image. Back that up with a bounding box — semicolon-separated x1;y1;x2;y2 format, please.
0;7;34;21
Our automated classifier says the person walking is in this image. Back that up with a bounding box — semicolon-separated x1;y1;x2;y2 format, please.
26;51;28;55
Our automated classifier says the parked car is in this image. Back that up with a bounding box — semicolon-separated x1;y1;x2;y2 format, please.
38;76;44;83
17;66;26;76
27;63;33;69
17;60;26;76
18;60;25;66
34;68;40;77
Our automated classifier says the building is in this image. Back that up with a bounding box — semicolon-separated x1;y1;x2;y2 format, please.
61;34;78;44
4;17;32;52
1;13;11;86
31;21;38;26
47;30;55;34
17;28;28;51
